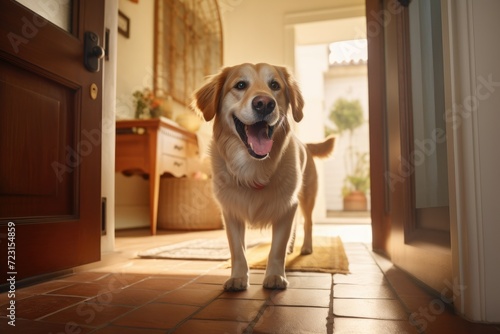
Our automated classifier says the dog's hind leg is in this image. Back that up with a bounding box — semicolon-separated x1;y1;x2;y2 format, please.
224;214;249;291
299;197;314;255
299;173;318;255
287;214;299;254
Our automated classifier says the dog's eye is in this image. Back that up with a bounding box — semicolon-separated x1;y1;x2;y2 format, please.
234;81;247;90
269;80;280;91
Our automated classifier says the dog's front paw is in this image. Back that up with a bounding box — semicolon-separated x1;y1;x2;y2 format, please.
263;275;288;289
223;277;249;291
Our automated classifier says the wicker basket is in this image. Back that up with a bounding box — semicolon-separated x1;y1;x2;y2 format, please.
158;178;223;230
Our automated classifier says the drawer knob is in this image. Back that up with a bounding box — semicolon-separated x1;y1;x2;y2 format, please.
174;145;184;150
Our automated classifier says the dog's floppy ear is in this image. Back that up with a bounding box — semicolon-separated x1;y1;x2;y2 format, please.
192;67;230;121
276;66;304;122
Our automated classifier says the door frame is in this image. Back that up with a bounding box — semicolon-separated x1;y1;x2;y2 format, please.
366;0;390;256
440;0;499;322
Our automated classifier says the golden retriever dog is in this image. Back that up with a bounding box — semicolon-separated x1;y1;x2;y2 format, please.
193;63;334;291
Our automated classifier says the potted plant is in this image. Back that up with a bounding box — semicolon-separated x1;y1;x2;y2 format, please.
133;88;162;119
328;97;369;211
342;151;370;211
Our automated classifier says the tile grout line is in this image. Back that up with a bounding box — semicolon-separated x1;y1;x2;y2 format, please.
34;268;216;331
109;267;225;332
159;263;247;333
364;244;424;333
164;290;227;334
327;273;334;334
242;289;279;334
32;273;158;326
31;273;124;322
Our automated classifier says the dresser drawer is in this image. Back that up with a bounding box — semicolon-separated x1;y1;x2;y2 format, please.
161;135;189;157
160;154;187;177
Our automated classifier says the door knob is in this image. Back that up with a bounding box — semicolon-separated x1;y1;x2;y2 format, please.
91;45;105;60
84;31;104;72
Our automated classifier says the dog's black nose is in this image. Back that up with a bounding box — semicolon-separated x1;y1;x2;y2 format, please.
252;95;276;116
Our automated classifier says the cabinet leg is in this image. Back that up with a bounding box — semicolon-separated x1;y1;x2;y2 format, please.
149;174;159;235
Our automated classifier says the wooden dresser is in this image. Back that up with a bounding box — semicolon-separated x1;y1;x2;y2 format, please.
115;118;198;234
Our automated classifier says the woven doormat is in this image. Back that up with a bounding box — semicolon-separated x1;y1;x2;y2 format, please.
137;238;260;261
245;236;349;274
138;236;349;274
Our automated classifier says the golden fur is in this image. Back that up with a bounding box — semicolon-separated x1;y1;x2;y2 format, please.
193;63;334;290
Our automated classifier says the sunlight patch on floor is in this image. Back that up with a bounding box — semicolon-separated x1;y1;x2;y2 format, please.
313;222;372;244
291;213;373;244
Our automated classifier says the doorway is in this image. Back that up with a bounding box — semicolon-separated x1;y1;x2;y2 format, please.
291;16;371;228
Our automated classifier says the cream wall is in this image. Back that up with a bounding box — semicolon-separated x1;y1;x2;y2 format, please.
113;0;207;229
114;0;155;229
115;0;154;119
221;0;364;67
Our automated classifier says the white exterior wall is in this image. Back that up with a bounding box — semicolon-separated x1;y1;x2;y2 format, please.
323;64;369;211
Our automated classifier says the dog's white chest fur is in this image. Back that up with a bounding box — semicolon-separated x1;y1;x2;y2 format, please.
211;141;302;226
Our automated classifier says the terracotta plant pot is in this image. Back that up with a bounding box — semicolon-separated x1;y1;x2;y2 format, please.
343;191;368;211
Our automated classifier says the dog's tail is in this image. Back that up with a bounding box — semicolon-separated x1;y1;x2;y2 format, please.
306;136;335;158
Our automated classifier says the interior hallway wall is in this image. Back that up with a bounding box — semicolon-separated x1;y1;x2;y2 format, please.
220;0;364;66
114;0;155;229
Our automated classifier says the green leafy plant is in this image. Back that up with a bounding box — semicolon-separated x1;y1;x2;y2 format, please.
328;98;370;196
342;152;370;196
329;98;364;136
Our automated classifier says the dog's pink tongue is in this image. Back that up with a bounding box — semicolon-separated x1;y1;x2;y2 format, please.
247;122;273;155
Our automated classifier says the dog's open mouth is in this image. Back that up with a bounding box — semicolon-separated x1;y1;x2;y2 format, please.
234;116;275;159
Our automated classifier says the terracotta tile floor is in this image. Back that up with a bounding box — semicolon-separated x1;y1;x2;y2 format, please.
1;224;500;333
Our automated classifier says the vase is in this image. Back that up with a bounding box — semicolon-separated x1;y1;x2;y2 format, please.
150;107;160;118
136;107;151;119
176;111;201;133
160;96;174;119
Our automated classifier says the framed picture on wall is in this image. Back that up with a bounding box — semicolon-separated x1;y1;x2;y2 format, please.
118;10;130;38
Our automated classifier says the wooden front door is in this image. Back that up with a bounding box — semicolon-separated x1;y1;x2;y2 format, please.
0;0;104;283
367;0;452;295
